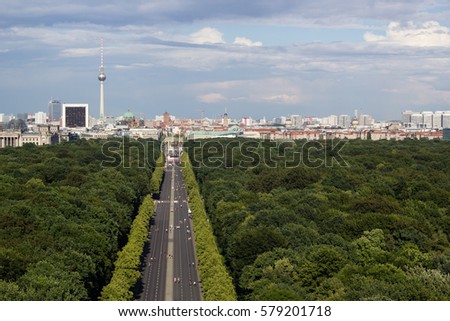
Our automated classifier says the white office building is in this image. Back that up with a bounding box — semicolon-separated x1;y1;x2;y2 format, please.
338;115;351;128
34;112;47;125
422;111;433;128
433;111;443;129
291;115;303;128
0;113;13;123
321;115;338;126
443;112;450;128
411;113;423;128
402;110;413;124
358;114;374;127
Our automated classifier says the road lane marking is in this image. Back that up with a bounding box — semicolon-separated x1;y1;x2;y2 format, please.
164;166;175;301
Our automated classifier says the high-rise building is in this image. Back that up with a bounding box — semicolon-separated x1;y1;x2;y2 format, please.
422;111;433;128
223;112;229;128
0;114;7;123
443;112;450;128
338;115;350;128
357;114;374;127
163;112;170;126
242;117;253;126
285;116;293;127
411;113;423;128
34;112;47;124
98;38;106;122
62;104;89;128
291;115;303;128
48;100;62;124
0;113;13;123
402;110;413;124
272;117;286;125
432;111;443;129
321;115;338;126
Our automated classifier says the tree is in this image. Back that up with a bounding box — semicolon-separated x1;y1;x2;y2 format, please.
227;226;287;275
19;260;88;300
353;229;389;265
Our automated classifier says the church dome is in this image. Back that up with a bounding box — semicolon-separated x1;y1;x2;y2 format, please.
123;108;134;119
7;119;28;132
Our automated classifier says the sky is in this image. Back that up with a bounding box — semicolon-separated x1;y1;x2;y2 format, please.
1;1;450;121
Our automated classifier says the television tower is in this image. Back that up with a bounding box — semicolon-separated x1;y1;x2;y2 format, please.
98;38;106;122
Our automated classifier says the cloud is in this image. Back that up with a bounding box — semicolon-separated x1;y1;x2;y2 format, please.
190;78;302;105
197;93;226;103
1;1;450;120
263;94;299;104
190;27;225;44
233;37;262;47
0;1;437;29
4;24;105;48
60;47;98;57
364;21;450;47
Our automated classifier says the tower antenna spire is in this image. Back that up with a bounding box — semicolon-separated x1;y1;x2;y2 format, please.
98;37;106;123
100;38;104;67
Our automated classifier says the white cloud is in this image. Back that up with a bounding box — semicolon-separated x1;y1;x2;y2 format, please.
60;47;98;57
190;78;302;105
233;36;262;47
190;27;225;44
263;94;299;104
197;92;226;103
364;21;450;47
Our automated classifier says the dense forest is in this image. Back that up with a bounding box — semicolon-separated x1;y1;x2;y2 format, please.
186;138;450;300
0;138;160;300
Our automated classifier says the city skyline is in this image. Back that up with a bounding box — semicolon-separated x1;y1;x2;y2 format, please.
1;1;450;120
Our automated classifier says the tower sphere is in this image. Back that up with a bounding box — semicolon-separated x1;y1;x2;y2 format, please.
98;73;106;81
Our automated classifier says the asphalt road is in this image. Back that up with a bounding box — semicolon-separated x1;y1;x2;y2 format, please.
137;163;201;301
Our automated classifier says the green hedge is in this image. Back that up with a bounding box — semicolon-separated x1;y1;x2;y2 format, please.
100;195;154;300
150;153;165;195
180;152;237;300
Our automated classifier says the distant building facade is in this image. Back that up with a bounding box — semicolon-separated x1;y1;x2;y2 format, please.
0;113;13;123
0;125;60;148
223;113;229;128
16;113;28;122
62;104;89;128
433;111;443;129
34;112;47;124
338;115;351;128
402;110;450;129
443;112;450;128
48;100;62;124
443;128;450;141
163;112;170;126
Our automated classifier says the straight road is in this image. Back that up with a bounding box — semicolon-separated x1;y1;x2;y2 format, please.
137;163;201;301
172;163;201;301
137;165;172;301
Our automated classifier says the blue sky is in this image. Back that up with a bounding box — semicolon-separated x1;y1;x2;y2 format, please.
1;1;450;121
